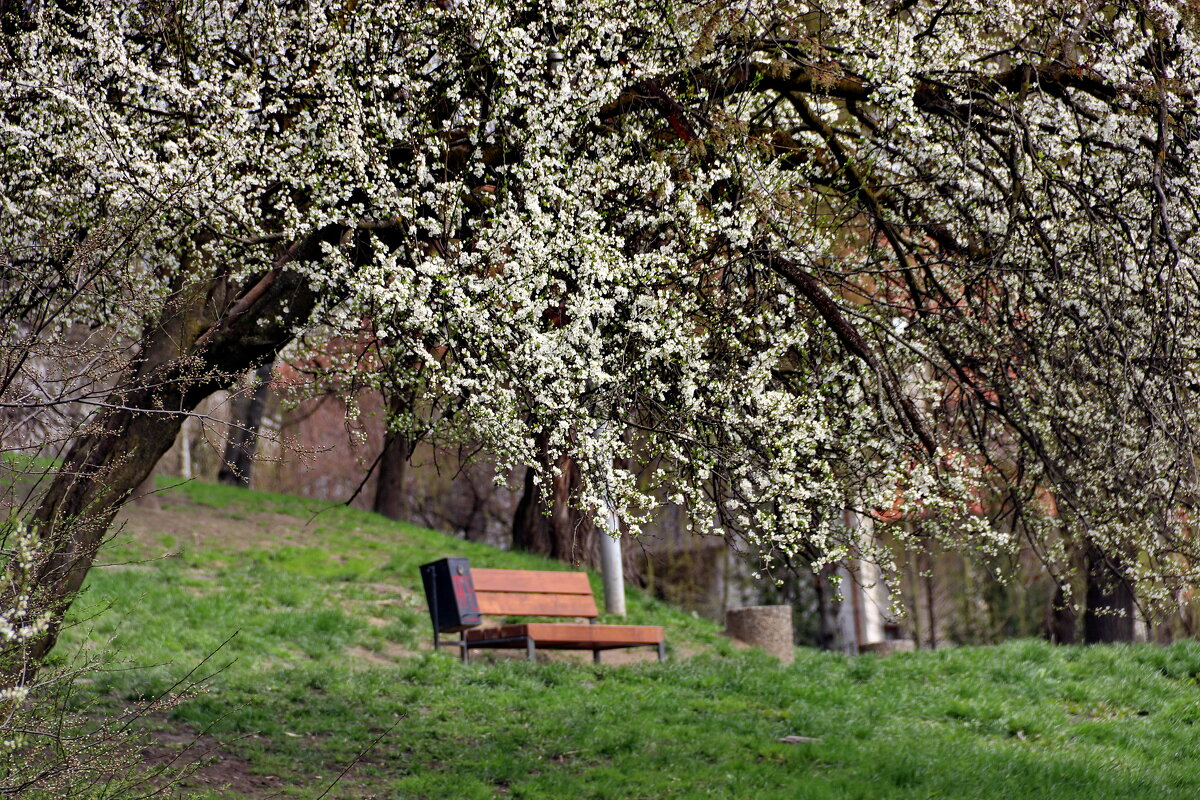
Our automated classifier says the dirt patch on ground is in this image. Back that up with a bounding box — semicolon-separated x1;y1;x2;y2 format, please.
345;642;421;664
113;499;309;554
140;726;287;798
114;494;404;560
142;722;387;799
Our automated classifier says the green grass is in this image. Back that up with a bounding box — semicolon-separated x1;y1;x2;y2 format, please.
50;481;1200;798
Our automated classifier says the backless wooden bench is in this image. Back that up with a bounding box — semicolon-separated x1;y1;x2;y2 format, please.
419;557;665;663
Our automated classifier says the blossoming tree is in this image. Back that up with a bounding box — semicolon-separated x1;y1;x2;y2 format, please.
4;0;1200;667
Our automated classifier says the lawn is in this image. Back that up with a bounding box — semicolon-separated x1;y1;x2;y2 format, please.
41;480;1200;798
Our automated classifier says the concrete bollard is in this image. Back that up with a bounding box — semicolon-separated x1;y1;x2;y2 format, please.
725;605;794;664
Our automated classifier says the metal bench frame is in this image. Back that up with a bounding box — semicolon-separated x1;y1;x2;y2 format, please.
442;624;667;664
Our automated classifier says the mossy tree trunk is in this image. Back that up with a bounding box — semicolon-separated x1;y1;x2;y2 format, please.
6;229;344;682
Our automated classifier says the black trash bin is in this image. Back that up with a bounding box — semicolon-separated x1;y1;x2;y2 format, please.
419;557;481;653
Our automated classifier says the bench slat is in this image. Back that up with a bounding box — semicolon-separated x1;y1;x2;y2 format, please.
471;569;593;595
465;623;663;648
475;591;599;618
524;623;663;644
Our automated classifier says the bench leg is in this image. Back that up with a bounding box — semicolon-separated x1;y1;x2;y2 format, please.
461;632;469;664
657;641;665;662
526;637;536;662
593;649;601;664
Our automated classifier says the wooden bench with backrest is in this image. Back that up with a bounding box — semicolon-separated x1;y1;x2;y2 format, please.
419;557;664;663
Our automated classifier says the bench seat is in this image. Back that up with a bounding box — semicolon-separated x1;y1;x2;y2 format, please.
465;623;664;650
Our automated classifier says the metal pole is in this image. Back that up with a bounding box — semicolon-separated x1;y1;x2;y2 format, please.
600;503;626;617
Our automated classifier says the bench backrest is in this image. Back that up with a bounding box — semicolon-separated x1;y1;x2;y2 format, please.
471;568;599;618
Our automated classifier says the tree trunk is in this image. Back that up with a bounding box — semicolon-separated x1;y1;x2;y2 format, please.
1083;544;1135;644
512;447;597;566
217;362;273;487
5;232;337;682
922;552;938;649
1045;537;1083;644
811;563;842;652
1048;582;1078;644
373;393;411;521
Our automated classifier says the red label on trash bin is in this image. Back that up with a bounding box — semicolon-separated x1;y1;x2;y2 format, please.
451;572;481;625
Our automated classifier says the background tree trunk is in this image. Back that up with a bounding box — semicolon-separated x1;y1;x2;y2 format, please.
1048;582;1078;644
812;563;842;652
1083;544;1135;644
922;552;938;649
373;393;411;521
217;362;273;488
1044;536;1083;644
512;448;597;566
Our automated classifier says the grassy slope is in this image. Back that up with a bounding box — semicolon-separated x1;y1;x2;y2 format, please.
54;481;1200;799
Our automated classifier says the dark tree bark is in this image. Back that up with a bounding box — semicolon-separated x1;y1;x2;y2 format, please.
5;228;345;682
512;446;597;567
811;562;842;652
373;393;411;521
1083;544;1135;644
1047;582;1078;644
922;552;938;650
1044;536;1082;644
217;362;273;488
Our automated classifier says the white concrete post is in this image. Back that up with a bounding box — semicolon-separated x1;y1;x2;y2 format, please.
838;509;889;653
178;415;194;480
590;421;627;617
600;503;626;617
